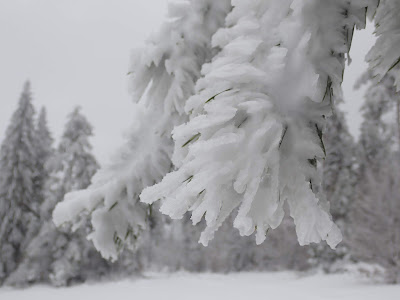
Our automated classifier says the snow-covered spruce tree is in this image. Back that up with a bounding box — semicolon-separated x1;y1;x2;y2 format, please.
7;107;109;287
36;107;53;172
355;70;398;177
350;158;400;283
322;108;355;226
57;107;99;193
4;107;54;286
0;82;42;283
53;1;398;258
54;0;232;260
349;69;400;283
33;107;54;212
309;106;356;271
45;107;109;286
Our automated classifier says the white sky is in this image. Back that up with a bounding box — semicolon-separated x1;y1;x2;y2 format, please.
342;22;376;138
0;1;376;165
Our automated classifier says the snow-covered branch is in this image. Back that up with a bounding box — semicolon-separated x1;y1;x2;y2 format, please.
54;0;231;260
141;0;374;248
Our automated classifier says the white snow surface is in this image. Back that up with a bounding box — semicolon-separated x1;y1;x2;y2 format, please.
0;272;399;300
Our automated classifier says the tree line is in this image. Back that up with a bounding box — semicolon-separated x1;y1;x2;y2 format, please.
1;73;399;286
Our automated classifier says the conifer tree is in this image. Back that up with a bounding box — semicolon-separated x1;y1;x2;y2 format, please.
33;107;54;213
323;108;355;225
57;107;99;193
350;70;400;283
7;107;109;287
47;107;108;286
0;82;41;283
36;107;53;173
309;107;356;270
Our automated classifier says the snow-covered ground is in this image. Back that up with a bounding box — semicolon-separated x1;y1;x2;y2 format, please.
0;272;399;300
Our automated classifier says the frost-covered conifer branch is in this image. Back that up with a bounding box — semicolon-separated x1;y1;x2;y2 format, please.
54;0;232;260
141;0;376;248
54;0;393;259
367;0;400;90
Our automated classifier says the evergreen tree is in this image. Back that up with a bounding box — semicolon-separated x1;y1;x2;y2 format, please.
355;71;396;176
309;107;356;270
57;107;99;193
7;107;109;287
0;82;41;283
36;107;53;174
34;107;54;214
349;70;400;283
323;109;355;225
48;107;108;286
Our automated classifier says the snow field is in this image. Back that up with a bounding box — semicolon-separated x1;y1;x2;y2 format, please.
1;272;399;300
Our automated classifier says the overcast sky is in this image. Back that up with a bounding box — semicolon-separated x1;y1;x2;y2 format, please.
0;1;375;165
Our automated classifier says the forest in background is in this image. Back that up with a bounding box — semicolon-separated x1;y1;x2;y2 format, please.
0;66;399;287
